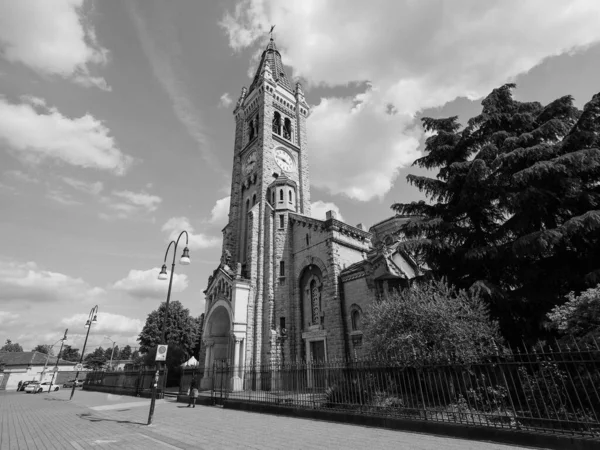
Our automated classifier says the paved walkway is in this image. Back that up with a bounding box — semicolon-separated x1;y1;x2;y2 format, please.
0;389;544;449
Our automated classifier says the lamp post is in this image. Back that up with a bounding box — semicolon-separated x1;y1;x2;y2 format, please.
70;305;98;400
147;230;190;426
40;337;66;382
105;336;116;371
48;329;68;393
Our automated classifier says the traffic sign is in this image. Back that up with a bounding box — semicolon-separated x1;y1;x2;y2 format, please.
52;367;59;372
155;345;168;361
74;363;83;371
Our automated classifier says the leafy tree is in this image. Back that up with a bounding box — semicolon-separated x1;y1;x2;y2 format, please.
394;85;600;344
119;345;132;360
104;345;119;361
32;344;54;355
547;284;600;346
363;278;502;361
60;345;81;362
84;347;107;370
138;301;201;358
1;339;23;352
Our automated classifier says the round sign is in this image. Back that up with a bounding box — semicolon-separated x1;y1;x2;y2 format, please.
52;367;59;372
158;345;167;354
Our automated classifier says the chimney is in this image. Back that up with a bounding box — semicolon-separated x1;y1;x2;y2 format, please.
326;210;337;220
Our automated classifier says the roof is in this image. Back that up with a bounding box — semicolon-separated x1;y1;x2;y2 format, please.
0;351;76;367
247;38;293;95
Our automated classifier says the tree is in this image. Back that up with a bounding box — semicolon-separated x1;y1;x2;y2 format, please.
104;345;119;361
1;339;23;352
32;344;54;355
363;278;502;361
60;345;81;362
547;284;600;346
119;345;132;360
138;301;201;359
393;85;600;344
84;347;107;370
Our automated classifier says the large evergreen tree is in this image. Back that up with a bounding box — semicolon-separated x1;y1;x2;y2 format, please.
394;85;600;344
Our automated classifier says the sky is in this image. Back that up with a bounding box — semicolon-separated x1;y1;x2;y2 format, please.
1;0;600;356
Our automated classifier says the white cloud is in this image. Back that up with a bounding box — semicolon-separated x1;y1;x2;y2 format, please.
61;312;143;335
46;188;81;206
0;97;133;174
100;189;162;219
0;311;19;326
221;0;600;200
0;0;110;90
4;170;39;184
311;200;345;222
218;92;233;108
62;177;103;195
112;267;188;299
209;196;230;225
162;216;220;250
0;260;106;303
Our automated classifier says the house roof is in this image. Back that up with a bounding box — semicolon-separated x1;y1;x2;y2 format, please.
0;351;76;367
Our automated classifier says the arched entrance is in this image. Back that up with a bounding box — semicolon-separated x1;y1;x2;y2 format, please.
201;304;232;390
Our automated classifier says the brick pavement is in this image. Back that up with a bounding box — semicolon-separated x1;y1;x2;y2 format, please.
0;389;544;449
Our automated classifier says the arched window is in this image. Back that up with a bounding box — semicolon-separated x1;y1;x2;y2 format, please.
351;310;361;331
272;112;281;135
288;190;292;203
279;189;283;201
310;280;320;324
248;118;255;141
283;118;292;140
279;260;285;277
252;193;256;206
254;114;259;136
306;233;310;246
272;191;275;205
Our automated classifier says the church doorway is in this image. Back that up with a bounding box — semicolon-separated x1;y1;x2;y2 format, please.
201;305;232;390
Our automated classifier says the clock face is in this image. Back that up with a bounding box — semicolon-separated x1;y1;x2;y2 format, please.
243;151;256;175
275;149;295;173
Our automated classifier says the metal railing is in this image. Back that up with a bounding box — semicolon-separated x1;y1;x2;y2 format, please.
201;342;600;439
84;366;167;397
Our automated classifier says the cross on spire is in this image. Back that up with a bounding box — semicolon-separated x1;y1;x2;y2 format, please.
269;25;275;40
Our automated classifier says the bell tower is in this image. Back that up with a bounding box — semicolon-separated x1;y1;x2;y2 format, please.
216;37;310;367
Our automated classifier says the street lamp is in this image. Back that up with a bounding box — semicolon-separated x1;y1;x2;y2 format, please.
105;336;116;371
70;305;98;400
147;230;190;426
48;329;68;392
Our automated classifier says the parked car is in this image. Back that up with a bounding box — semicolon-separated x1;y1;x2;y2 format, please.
24;382;59;393
63;379;83;388
18;380;38;392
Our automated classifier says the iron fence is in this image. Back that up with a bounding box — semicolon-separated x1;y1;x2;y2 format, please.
84;366;167;397
204;342;600;439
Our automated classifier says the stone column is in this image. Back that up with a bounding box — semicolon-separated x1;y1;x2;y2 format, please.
200;341;214;390
231;336;244;391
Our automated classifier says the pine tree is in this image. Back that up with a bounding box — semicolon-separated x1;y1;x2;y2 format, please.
394;85;600;344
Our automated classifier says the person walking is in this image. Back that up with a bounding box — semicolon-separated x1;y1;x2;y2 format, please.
187;378;198;408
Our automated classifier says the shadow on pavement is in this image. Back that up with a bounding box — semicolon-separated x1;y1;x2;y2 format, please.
43;398;69;402
77;412;145;426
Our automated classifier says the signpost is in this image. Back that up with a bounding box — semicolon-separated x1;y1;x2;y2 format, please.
155;345;168;362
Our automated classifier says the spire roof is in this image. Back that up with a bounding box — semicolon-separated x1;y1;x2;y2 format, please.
248;38;293;95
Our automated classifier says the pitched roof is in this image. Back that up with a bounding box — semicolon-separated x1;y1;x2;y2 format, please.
247;38;293;95
0;351;76;367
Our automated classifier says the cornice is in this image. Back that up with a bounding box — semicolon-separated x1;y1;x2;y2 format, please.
272;134;300;152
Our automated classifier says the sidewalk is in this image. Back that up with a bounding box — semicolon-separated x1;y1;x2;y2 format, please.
0;389;543;449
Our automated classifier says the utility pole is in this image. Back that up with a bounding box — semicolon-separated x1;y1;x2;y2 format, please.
48;329;68;392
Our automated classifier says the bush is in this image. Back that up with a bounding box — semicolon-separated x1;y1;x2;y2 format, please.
363;278;503;362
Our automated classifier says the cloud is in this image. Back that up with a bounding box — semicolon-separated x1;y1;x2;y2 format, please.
62;177;104;195
100;189;162;219
0;97;133;174
4;170;39;184
162;217;220;250
209;196;230;225
0;0;110;90
61;312;143;335
126;0;225;176
311;200;345;222
218;93;233;108
46;188;81;206
0;311;19;326
221;0;600;200
112;267;188;299
0;260;106;303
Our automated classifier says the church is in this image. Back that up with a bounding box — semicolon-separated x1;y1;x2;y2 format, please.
200;38;422;390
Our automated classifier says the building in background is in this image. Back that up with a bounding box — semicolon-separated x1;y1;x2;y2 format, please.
200;38;424;390
0;351;79;390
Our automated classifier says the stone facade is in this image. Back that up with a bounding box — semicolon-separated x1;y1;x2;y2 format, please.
200;39;423;390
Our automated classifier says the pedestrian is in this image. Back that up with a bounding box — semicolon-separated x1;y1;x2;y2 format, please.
187;378;198;408
17;380;22;391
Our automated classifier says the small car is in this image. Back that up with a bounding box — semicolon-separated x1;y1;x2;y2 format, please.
63;379;83;388
18;380;38;392
25;382;60;393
